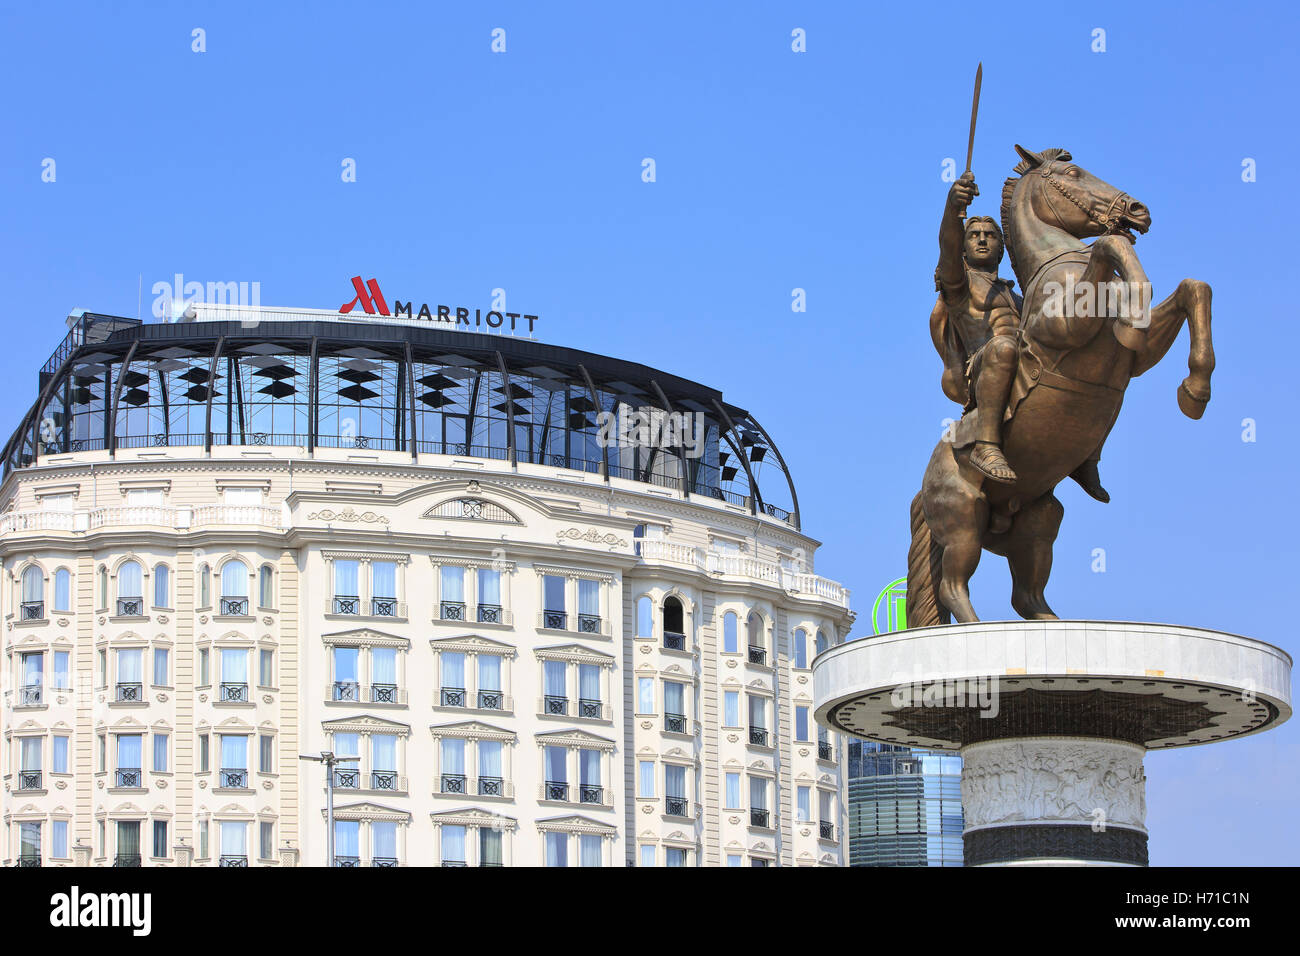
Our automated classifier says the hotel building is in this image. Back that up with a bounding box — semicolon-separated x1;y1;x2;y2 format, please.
0;305;853;866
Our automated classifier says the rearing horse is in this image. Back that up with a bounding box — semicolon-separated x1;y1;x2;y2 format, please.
908;145;1216;626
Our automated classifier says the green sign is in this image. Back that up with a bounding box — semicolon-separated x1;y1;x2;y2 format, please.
871;577;907;635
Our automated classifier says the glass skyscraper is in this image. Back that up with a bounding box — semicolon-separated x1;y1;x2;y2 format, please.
845;739;963;866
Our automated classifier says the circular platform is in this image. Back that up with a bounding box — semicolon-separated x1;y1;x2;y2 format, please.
813;621;1292;752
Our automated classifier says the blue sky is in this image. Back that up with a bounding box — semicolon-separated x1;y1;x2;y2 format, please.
2;1;1295;865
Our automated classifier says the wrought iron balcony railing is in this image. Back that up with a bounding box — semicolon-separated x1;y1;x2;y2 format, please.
17;855;41;867
441;686;466;707
580;784;603;804
664;713;687;734
334;855;361;868
747;645;767;666
749;727;769;747
663;631;686;651
333;768;360;789
114;853;142;867
479;860;503;867
578;698;602;719
20;600;44;620
751;808;770;828
440;601;466;621
116;682;143;702
219;768;249;789
542;609;567;630
333;595;359;615
666;796;690;817
370;683;398;704
371;771;399;791
818;741;834;760
478;775;504;796
820;821;834;840
372;857;399;867
476;603;502;624
18;770;42;791
371;597;398;616
115;768;143;789
219;597;249;616
544;695;568;716
477;690;504;710
116;598;143;617
577;613;602;634
545;780;569;801
333;680;360;701
441;860;467;867
441;773;467;794
219;682;248;703
219;855;248;867
19;684;42;706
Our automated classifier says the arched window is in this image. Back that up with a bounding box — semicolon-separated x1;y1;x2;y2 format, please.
198;564;211;608
747;612;764;654
636;596;653;638
220;560;248;615
815;630;828;656
118;561;143;615
53;568;71;612
723;611;738;654
663;596;685;649
794;628;808;669
259;565;274;608
633;524;645;557
153;564;170;608
21;566;43;618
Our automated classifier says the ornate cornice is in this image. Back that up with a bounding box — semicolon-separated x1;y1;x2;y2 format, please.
531;562;618;583
534;729;617;752
430;806;518;830
322;714;412;736
321;628;411;650
429;634;517;656
429;720;517;743
321;550;410;564
534;643;616;667
534;814;617;836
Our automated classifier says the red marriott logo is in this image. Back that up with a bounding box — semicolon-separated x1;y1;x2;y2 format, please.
339;276;538;333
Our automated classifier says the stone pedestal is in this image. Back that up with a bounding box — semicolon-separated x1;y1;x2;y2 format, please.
813;621;1291;866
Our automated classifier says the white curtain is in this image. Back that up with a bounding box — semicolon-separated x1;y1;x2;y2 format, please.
334;733;359;768
544;661;566;697
372;647;397;685
442;825;466;863
221;561;247;597
153;565;168;607
220;821;246;856
723;612;737;653
545;745;567;783
442;738;465;775
334;647;359;682
440;566;464;602
442;653;465;689
334;560;358;596
579;664;600;701
221;648;247;683
726;773;741;808
118;648;143;683
580;834;602;867
479;655;501;692
665;764;686;799
580;749;600;786
795;628;807;668
372;561;396;598
55;569;71;611
664;681;684;715
750;776;767;809
749;695;766;728
578;579;599;616
480;828;502;865
334;821;359;857
372;821;396;859
639;761;655;797
20;736;41;771
725;692;739;727
544;832;567;867
118;561;142;598
23;653;43;685
479;740;502;778
798;786;811;822
153;734;168;772
477;568;500;604
372;734;396;771
118;734;142;769
22;566;42;603
220;735;247;770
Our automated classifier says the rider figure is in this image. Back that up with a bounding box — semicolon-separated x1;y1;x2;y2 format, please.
934;171;1110;500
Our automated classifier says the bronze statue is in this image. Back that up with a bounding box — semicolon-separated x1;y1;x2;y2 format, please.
908;144;1216;626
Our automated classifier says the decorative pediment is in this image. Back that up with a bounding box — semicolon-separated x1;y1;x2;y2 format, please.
535;729;616;752
663;830;695;848
321;714;412;736
662;747;692;762
321;550;410;565
535;643;615;667
422;496;522;524
535;814;618;836
214;715;256;732
332;801;413;823
322;627;411;650
818;773;835;786
749;841;774;855
109;714;150;731
427;553;518;572
661;663;690;677
722;758;744;770
724;839;745;850
532;562;617;583
747;759;774;775
819;853;837;865
429;806;518;829
747;680;772;693
429;720;516;743
109;801;148;817
797;850;816;861
429;634;516;656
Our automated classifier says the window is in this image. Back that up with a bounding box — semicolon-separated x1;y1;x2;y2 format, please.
53;651;70;690
21;565;44;618
259;565;275;608
333;559;359;613
153;734;168;772
543;660;566;714
580;834;602;867
638;760;655;797
259;649;274;688
371;561;396;615
664;680;687;733
441;652;466;706
442;825;467;865
116;648;143;700
820;790;834;828
440;738;466;792
153;647;169;686
53;735;69;774
367;646;396;702
578;663;601;718
747;612;765;663
99;566;109;609
816;630;829;655
727;853;742;867
197;821;209;859
198;564;210;607
725;772;741;809
54;820;69;858
723;611;738;653
220;734;248;788
116;561;143;615
662;596;684;648
220;648;248;701
665;764;688;816
371;734;396;788
19;737;41;789
666;847;686;867
333;734;360;788
19;821;41;864
20;652;43;703
544;745;568;800
794;628;808;669
640;845;655;867
116;734;142;788
54;568;71;612
260;821;274;860
97;648;106;687
126;488;165;507
198;733;210;773
333;646;359;700
220;560;249;614
579;748;602;803
750;776;769;825
544;831;568;867
440;565;465;619
478;653;502;708
723;691;739;727
797;785;811;823
479;739;503;793
376;821;400;865
577;578;600;633
98;734;106;773
198;647;210;686
637;596;653;637
542;574;566;629
795;706;810;741
153;564;169;608
749;695;768;738
220;821;247;864
476;567;502;623
222;487;263;506
259;734;274;774
153;821;168;859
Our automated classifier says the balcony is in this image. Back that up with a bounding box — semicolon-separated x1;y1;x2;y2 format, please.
441;773;467;794
333;595;360;615
371;771;399;791
116;597;144;617
219;768;250;789
580;784;604;805
664;713;687;734
333;768;360;789
20;600;44;621
820;821;835;841
665;796;690;818
818;741;834;761
634;540;852;610
747;645;767;666
370;597;398;617
219;682;249;703
476;603;503;624
544;781;569;802
334;856;361;868
478;776;504;796
333;680;361;702
17;855;41;867
370;683;399;704
577;613;602;634
372;857;399;868
441;687;466;708
543;695;568;716
219;597;249;616
114;853;142;868
477;690;504;710
18;684;42;707
439;601;466;621
542;609;567;630
442;860;467;867
219;855;248;867
751;808;770;828
115;768;143;789
749;727;769;747
115;682;143;702
663;631;686;651
578;698;602;719
18;770;43;791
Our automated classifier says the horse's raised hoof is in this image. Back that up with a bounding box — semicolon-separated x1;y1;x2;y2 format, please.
1178;380;1210;420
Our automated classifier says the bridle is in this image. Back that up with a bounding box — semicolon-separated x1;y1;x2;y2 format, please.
1037;161;1133;237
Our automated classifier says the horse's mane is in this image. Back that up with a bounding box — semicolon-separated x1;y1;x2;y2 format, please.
1000;148;1072;287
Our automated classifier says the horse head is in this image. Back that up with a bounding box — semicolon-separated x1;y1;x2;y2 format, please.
1011;145;1151;243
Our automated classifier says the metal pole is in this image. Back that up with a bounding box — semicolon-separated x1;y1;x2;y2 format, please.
325;753;335;867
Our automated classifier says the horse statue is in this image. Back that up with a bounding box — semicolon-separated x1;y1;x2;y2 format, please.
907;145;1216;626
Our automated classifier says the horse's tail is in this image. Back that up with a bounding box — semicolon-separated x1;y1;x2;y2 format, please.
907;491;949;628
